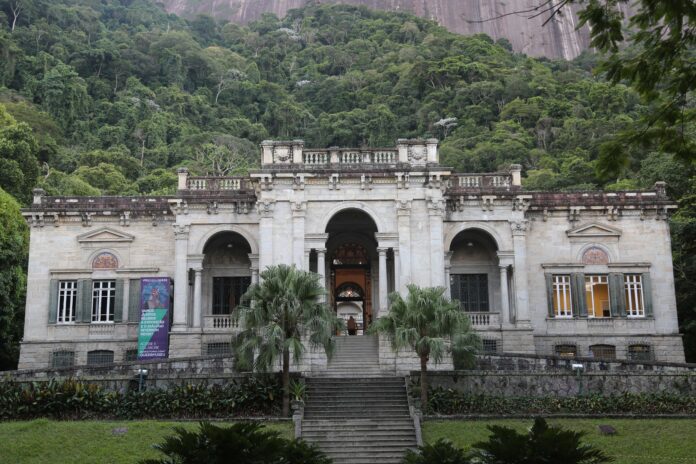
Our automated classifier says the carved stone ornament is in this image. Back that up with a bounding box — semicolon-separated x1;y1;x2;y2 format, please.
510;220;529;235
582;246;609;265
92;252;118;269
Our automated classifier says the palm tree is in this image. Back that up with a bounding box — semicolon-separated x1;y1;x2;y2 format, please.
370;285;480;410
233;264;344;416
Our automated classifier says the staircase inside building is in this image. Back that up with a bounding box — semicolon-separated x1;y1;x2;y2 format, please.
301;336;418;464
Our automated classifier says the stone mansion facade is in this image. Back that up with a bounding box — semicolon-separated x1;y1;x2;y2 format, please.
19;139;685;370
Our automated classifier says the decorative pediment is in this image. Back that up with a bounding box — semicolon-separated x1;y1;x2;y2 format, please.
77;227;134;243
566;223;622;238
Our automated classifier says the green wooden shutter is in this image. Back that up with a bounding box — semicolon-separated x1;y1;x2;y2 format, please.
128;278;141;322
642;272;653;317
77;279;93;323
609;273;626;317
114;280;124;323
545;274;555;318
48;279;58;324
571;273;587;317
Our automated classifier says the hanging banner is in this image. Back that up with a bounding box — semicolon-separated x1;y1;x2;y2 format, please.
137;277;171;360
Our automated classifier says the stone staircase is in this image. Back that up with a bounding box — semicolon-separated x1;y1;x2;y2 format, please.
301;336;419;464
320;335;383;378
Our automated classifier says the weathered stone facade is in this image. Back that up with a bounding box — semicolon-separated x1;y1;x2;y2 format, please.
19;139;685;370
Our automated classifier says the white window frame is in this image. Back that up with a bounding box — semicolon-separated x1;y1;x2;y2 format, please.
92;280;116;323
553;275;573;317
585;275;609;318
57;280;77;324
624;274;645;317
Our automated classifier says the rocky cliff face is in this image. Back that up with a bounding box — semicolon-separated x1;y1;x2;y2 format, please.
157;0;629;59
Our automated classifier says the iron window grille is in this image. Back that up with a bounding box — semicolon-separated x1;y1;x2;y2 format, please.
124;349;138;362
482;339;499;354
590;344;616;360
206;342;231;356
450;274;489;312
51;350;75;368
628;344;653;362
555;344;578;359
87;350;114;366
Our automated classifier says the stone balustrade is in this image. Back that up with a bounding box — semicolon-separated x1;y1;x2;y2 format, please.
451;173;514;189
185;176;250;191
465;312;500;328
203;315;238;331
301;149;399;167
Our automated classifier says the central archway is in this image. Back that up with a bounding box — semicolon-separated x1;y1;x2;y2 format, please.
324;209;379;334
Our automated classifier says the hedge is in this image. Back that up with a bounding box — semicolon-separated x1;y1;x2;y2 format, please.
0;376;282;420
427;386;696;415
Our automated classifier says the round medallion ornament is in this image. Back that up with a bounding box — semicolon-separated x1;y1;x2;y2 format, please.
92;252;118;269
582;246;609;265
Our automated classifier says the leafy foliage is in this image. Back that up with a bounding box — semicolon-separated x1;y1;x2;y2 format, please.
426;386;696;415
234;264;343;416
403;439;469;464
0;376;282;420
471;417;612;463
140;421;331;464
370;285;480;409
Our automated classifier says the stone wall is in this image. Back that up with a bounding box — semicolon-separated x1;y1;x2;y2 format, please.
416;353;696;397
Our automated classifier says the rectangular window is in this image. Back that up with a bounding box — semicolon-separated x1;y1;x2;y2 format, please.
51;351;75;368
87;350;114;366
92;280;116;322
555;344;577;359
628;344;652;361
451;274;489;312
124;349;138;362
552;275;573;317
482;339;498;354
207;342;231;356
590;344;616;360
57;280;77;323
624;274;645;317
585;275;610;318
212;277;251;315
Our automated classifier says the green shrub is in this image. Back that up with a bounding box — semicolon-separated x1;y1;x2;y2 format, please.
403;439;469;464
471;417;612;463
0;377;282;420
140;422;331;464
427;387;696;415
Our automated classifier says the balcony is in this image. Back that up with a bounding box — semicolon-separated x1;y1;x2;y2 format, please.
203;315;239;332
302;149;398;167
184;176;253;192
448;173;519;192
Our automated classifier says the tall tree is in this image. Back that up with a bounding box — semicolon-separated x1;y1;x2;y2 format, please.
234;265;344;416
0;187;28;370
370;285;481;409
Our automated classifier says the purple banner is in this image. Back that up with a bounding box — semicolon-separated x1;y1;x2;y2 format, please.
137;277;171;360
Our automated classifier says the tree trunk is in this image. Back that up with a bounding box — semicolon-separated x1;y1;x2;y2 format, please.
420;354;428;412
282;346;290;417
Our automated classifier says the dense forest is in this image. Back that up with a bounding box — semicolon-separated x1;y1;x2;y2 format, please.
0;0;694;368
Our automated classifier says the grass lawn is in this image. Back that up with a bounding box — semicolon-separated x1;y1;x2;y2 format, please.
424;418;696;464
0;419;292;464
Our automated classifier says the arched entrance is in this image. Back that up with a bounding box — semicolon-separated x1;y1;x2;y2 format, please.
200;232;252;326
324;209;379;334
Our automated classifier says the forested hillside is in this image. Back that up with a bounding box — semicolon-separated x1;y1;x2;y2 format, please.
0;0;694;367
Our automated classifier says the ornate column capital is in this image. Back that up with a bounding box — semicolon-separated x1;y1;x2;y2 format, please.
173;224;190;239
377;247;389;255
291;201;307;217
256;200;275;218
395;200;412;216
510;220;529;236
315;247;327;255
427;199;446;216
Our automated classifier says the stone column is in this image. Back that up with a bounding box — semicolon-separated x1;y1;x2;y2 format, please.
511;221;531;324
316;248;326;286
192;267;203;329
396;201;411;292
428;199;446;287
378;247;388;315
292;202;306;269
172;224;190;329
257;201;274;274
393;248;400;293
248;253;259;284
444;251;453;298
499;265;511;326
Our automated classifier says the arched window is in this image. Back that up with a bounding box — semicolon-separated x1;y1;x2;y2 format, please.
336;283;363;300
